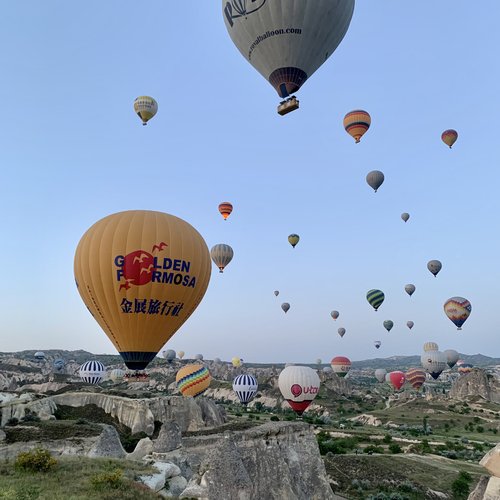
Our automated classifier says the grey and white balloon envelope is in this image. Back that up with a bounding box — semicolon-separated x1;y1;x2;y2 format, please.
366;170;385;192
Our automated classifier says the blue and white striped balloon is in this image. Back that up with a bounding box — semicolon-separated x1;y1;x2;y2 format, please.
79;360;106;384
232;374;258;405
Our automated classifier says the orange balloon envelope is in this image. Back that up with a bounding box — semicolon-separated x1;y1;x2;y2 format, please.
441;129;458;148
405;368;426;391
74;210;211;370
218;202;233;220
343;110;371;143
176;364;212;397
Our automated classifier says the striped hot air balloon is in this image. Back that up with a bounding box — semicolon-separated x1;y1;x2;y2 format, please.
423;342;439;352
218;202;233;220
210;244;234;273
233;374;258;405
366;289;385;311
79;360;106;384
343;110;371;143
458;363;473;375
406;368;426;391
441;129;458;148
444;297;471;330
133;96;158;125
176;364;211;397
330;356;351;378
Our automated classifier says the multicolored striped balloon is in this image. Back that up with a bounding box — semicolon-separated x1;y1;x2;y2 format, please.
218;202;233;220
441;129;458;148
330;356;351;378
443;297;471;330
366;289;385;311
176;364;211;397
406;368;426;391
343;110;371;143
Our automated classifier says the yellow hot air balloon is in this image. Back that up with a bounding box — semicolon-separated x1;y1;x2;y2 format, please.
176;364;212;397
133;96;158;125
288;234;300;248
343;110;371;143
178;350;185;360
231;356;241;367
74;210;211;371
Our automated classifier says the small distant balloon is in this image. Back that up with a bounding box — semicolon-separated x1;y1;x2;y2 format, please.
441;129;458;148
274;290;279;297
401;213;410;223
281;302;290;314
374;341;381;349
218;202;233;220
330;356;351;378
366;170;384;192
444;349;460;369
407;321;414;330
343;110;371;143
231;357;242;368
194;354;204;361
233;374;258;405
288;234;300;248
405;284;416;297
178;351;185;360
374;368;387;383
444;297;471;330
331;310;339;320
338;328;346;338
133;96;158;125
210;244;234;273
163;349;176;363
427;260;442;277
383;320;394;332
367;289;385;311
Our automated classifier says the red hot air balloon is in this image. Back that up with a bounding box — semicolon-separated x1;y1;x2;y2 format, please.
389;371;406;390
218;202;233;220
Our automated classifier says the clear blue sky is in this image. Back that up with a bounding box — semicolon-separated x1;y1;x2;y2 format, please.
1;1;499;363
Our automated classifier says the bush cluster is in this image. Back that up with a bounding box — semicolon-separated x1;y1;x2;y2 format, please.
90;468;124;490
15;448;57;473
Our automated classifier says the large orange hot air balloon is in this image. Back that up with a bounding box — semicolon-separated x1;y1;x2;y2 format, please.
218;202;233;220
344;110;371;143
74;210;211;370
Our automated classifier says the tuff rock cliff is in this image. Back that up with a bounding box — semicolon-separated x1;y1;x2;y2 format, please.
449;369;500;403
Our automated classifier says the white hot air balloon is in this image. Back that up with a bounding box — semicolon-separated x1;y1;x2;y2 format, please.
110;368;125;382
278;365;320;416
79;360;106;384
222;1;355;114
423;342;439;352
232;374;258;405
375;368;387;383
421;350;447;380
210;244;234;273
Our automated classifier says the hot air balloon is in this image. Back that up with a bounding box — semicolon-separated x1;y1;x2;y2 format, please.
79;360;106;384
401;213;410;223
374;368;386;383
288;234;300;248
34;351;45;360
443;349;460;369
343;110;371;143
366;171;384;193
233;374;258;405
281;303;290;314
458;363;473;375
441;129;458;148
74;210;211;371
407;321;414;330
388;371;406;391
444;297;471;330
178;351;185;360
274;290;279;297
133;96;157;125
427;260;442;277
53;358;65;371
421;350;447;380
176;364;211;397
222;1;355;114
163;349;176;363
218;203;233;222
367;289;384;311
330;356;351;378
278;365;320;416
331;310;339;320
337;328;346;338
231;357;242;368
194;354;204;361
383;320;394;332
374;341;381;349
405;284;416;297
210;244;234;273
110;368;125;382
316;358;322;366
406;368;426;391
423;341;439;352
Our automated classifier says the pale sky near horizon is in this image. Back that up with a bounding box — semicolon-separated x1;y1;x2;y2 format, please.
1;2;499;363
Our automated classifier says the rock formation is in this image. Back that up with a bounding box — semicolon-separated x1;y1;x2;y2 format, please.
469;443;500;499
449;369;500;403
